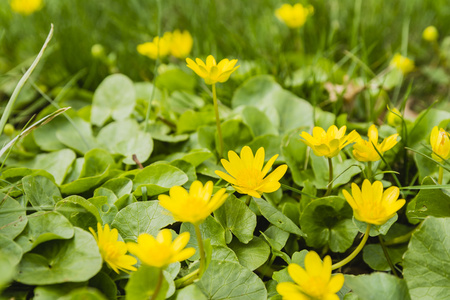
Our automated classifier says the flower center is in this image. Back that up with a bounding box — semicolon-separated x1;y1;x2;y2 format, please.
101;242;120;260
303;276;327;299
235;168;262;189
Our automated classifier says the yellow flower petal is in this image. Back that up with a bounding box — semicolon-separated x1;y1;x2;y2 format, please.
128;229;194;268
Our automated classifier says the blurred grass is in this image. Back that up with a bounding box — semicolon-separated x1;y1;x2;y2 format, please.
1;0;449;120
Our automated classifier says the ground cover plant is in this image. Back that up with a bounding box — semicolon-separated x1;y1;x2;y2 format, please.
1;0;450;299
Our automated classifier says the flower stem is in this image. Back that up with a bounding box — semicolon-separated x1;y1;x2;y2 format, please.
150;268;163;300
245;195;252;206
378;235;399;277
325;157;333;196
212;83;224;158
366;161;373;181
174;268;200;288
438;166;444;185
194;224;206;277
331;224;371;270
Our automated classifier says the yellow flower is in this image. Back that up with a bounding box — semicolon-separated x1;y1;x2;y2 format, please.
158;180;228;225
186;55;239;85
430;126;450;162
137;34;171;60
386;107;402;127
300;125;360;158
276;251;344;300
89;223;137;274
215;146;288;198
275;3;314;29
10;0;42;15
352;125;399;162
127;229;195;268
170;30;193;59
390;53;415;75
343;180;406;226
423;26;439;42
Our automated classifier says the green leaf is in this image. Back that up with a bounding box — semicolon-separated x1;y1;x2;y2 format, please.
272;250;308;283
177;110;215;134
101;178;133;198
247;134;283;161
91;74;136;127
168;90;205;114
240;106;278;136
125;266;168;300
254;197;304;236
403;217;450;300
112;201;175;241
180;216;226;260
55;195;101;231
89;196;118;225
353;215;398;237
61;149;115;194
406;177;450;223
0;235;23;267
228;236;270;270
15;211;74;252
300;196;357;252
169;284;207;300
34;283;86;300
0;254;15;293
25;149;76;185
58;287;108;300
196;260;267;299
97;119;153;165
89;271;117;300
362;243;407;271
214;195;257;244
132;164;188;197
261;225;290;251
15;227;102;285
0;192;27;239
217;119;254;154
155;68;196;93
344;273;411;300
281;129;312;186
22;175;62;209
310;155;363;189
232;75;313;133
55;114;97;155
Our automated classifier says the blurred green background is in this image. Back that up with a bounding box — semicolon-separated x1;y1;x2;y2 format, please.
1;0;449;125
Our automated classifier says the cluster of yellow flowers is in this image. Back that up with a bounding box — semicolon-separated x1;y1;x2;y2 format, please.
10;0;42;15
137;29;193;60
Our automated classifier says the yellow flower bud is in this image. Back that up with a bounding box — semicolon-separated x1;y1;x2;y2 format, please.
275;3;314;28
422;26;439;42
10;0;42;15
386;107;402;127
390;53;415;75
430;126;450;162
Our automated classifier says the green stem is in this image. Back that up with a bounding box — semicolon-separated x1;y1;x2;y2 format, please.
212;84;224;158
379;235;398;277
367;161;373;181
195;224;206;277
150;268;163;300
325;157;333;196
245;195;252;206
332;224;371;270
438;166;444;185
174;269;200;288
